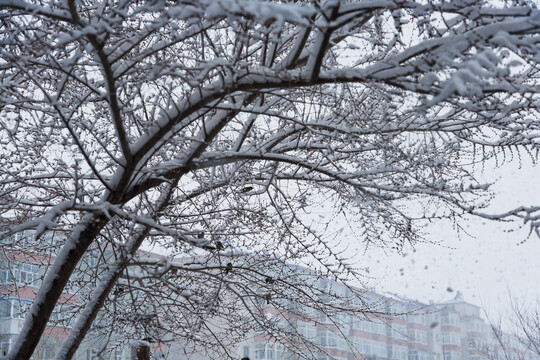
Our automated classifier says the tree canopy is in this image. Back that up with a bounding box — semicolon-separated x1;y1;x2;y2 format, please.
1;0;540;359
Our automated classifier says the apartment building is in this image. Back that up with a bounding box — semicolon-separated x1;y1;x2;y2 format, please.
236;286;539;360
0;230;74;359
0;229;140;360
1;230;537;360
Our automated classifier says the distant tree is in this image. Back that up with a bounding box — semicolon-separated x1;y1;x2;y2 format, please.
483;299;540;360
1;0;540;359
511;301;540;358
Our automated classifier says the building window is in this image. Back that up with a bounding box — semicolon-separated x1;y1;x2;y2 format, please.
408;312;426;325
441;312;459;326
393;325;407;340
442;332;460;346
409;350;430;360
363;339;372;355
254;343;275;360
352;316;372;331
354;339;386;357
390;345;408;360
114;349;123;360
370;320;386;335
0;299;32;319
443;351;460;360
0;300;12;318
0;342;10;357
297;321;317;340
0;263;40;287
86;349;99;360
466;319;485;333
408;329;428;344
317;331;338;348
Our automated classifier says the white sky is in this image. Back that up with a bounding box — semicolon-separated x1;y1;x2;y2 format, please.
358;156;540;328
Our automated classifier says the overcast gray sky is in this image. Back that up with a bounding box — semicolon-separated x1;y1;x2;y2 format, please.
361;156;540;327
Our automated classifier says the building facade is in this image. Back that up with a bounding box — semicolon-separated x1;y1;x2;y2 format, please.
235;286;539;360
0;231;537;360
0;230;134;360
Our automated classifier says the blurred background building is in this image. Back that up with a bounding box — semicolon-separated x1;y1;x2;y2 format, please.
1;230;537;360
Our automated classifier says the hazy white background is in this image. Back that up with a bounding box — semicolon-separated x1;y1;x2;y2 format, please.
361;156;540;327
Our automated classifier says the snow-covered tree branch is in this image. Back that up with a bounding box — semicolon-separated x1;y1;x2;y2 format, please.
1;0;540;359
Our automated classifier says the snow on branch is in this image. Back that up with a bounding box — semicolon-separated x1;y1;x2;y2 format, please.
1;1;540;359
